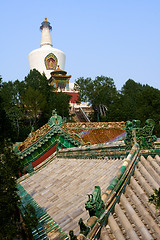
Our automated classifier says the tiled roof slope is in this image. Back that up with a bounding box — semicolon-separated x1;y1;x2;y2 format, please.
81;128;125;144
101;154;160;240
61;122;125;145
17;184;69;240
19;156;124;236
16;121;125;155
15;118;126;171
16;119;160;239
17;140;160;239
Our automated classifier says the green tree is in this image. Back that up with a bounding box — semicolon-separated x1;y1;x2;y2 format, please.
0;77;16;142
136;84;160;135
24;69;71;126
0;141;23;239
6;106;24;139
23;69;50;124
0;80;25;110
0;140;39;239
0;79;26;141
104;92;123;122
22;86;46;127
22;203;39;238
0;76;38;239
75;76;117;121
24;69;51;101
0;70;71;141
105;79;160;136
50;92;71;118
119;79;143;121
106;79;146;122
149;188;160;216
136;85;160;120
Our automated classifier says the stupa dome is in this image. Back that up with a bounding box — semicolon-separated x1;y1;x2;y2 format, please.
28;18;66;79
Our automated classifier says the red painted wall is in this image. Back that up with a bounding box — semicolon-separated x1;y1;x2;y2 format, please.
32;143;57;168
65;92;80;103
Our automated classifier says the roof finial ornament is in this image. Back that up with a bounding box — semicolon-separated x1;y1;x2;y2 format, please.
40;18;52;31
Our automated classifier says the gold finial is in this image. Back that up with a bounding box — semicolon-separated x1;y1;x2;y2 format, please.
44;17;48;22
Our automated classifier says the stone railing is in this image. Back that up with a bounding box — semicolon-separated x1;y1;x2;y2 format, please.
79;107;91;122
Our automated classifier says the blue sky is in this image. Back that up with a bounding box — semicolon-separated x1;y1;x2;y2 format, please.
0;0;160;90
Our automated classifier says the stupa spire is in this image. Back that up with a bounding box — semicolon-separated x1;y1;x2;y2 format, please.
40;17;53;47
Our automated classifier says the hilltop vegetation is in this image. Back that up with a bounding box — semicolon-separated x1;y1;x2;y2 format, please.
1;72;160;144
76;77;160;136
0;70;71;143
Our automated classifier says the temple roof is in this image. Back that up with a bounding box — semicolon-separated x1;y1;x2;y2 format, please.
17;120;126;154
16;117;160;239
100;154;160;240
17;142;160;239
19;152;125;235
49;66;72;81
51;65;67;75
61;122;126;145
17;123;51;152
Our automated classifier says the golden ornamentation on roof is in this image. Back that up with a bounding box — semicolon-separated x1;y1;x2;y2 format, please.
61;122;126;145
18;124;51;152
18;121;125;152
50;65;71;78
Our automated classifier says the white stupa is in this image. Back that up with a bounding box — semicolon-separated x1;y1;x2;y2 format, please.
28;18;66;79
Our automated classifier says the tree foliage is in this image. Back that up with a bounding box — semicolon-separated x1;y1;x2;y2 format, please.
22;203;39;238
0;70;71;142
50;91;71;118
76;76;117;106
0;141;23;239
76;76;160;136
75;76;117;121
0;78;16;142
149;188;160;216
106;79;144;122
2;71;160;139
0;75;38;239
22;86;46;126
0;141;39;239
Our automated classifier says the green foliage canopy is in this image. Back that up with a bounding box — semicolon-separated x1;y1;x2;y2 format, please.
75;76;117;121
76;76;160;136
149;188;160;216
0;141;23;239
0;70;71;142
